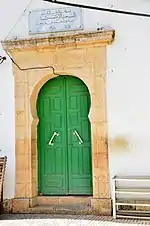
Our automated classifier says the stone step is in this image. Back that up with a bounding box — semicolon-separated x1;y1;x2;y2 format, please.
37;196;92;206
28;203;98;215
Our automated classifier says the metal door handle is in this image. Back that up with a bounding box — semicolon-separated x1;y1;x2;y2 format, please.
48;132;59;146
73;130;83;144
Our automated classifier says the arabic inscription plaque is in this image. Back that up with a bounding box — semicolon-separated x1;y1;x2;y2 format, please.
29;7;84;34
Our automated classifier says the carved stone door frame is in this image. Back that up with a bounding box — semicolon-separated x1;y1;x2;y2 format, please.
2;30;115;214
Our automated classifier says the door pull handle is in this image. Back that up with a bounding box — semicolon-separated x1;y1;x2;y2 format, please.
73;130;83;144
48;132;59;146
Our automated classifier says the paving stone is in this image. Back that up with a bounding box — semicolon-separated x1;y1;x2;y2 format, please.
0;214;150;226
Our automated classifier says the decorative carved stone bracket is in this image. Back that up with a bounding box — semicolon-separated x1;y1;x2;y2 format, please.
2;29;115;51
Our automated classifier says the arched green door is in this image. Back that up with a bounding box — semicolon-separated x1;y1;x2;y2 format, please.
37;76;92;195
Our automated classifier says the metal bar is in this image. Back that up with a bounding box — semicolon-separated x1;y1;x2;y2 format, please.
118;210;150;213
116;215;150;220
112;178;116;219
114;178;150;182
115;190;150;195
116;203;150;207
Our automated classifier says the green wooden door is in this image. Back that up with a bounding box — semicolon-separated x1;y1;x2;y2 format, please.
37;76;92;195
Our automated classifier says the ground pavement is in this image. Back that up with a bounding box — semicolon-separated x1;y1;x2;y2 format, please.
0;214;150;225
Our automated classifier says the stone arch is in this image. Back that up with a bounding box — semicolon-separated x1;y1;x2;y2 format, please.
30;73;56;119
35;74;93;196
30;73;92;121
29;72;94;198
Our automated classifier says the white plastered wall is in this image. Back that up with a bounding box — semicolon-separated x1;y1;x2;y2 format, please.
1;0;150;198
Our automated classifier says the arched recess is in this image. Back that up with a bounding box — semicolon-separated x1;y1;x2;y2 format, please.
29;69;110;212
30;73;94;196
36;75;92;196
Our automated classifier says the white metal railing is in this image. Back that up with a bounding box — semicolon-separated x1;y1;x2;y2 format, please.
112;176;150;220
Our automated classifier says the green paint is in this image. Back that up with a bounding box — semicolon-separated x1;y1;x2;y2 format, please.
37;76;92;195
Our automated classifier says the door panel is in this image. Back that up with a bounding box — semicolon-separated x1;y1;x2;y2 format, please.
37;77;68;195
66;77;92;195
